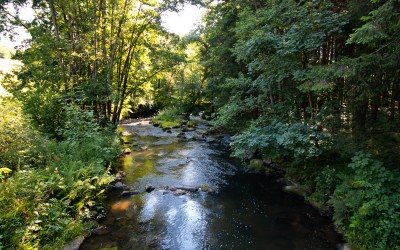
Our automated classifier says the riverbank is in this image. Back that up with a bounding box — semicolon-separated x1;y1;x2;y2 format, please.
0;97;120;249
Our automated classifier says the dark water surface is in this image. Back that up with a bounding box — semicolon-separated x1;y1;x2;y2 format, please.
80;119;341;250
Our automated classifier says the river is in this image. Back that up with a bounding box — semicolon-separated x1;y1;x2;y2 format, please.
80;118;342;250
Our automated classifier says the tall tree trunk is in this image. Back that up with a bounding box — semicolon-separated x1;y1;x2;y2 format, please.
352;99;368;131
370;94;379;122
47;0;67;88
92;0;100;123
390;81;398;120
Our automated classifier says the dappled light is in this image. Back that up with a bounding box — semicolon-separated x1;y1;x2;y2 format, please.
1;0;400;249
111;200;132;212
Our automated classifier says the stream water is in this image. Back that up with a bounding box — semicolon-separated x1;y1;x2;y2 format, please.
80;118;342;250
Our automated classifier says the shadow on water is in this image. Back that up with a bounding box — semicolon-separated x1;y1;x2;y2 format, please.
80;119;342;250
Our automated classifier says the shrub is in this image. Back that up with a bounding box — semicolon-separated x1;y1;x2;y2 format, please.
307;166;340;210
231;120;329;165
330;152;400;250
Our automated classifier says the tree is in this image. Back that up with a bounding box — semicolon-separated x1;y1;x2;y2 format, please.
2;0;199;133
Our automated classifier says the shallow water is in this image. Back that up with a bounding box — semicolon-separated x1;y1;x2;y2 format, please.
80;119;341;250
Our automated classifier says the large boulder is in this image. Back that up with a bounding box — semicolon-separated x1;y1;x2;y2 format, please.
112;182;127;189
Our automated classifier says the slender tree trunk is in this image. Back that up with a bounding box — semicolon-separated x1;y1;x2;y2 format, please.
352;99;368;131
100;0;108;125
370;95;379;121
321;42;328;65
390;81;398;120
92;0;100;123
47;0;67;88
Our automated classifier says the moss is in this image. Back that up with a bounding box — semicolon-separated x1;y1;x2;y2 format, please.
305;196;329;212
187;120;197;128
249;159;264;172
152;107;186;129
200;184;215;193
159;121;180;129
200;184;209;192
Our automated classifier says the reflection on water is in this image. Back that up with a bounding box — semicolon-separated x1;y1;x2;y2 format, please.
80;119;341;250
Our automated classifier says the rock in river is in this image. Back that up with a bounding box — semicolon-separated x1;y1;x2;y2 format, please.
173;189;186;196
145;184;155;193
120;190;141;197
123;148;132;154
112;182;127;189
91;226;110;236
63;236;85;250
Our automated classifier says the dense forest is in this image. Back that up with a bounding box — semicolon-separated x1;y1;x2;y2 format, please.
0;0;399;249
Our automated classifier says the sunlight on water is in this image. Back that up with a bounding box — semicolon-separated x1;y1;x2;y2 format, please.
80;118;342;250
140;193;159;222
111;200;132;212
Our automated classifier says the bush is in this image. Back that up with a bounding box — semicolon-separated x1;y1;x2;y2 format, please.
231;120;329;165
22;90;65;137
330;152;400;250
307;166;340;210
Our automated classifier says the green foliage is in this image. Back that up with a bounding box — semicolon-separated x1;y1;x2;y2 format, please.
202;1;400;248
307;166;340;209
330;152;400;250
152;106;186;128
0;96;48;171
0;97;119;249
56;104;101;141
347;0;399;47
231;120;329;165
211;75;259;131
0;167;100;249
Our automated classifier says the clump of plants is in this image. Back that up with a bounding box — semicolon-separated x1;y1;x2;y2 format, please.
152;106;186;128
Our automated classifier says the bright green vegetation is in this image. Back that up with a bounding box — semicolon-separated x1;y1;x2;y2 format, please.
0;97;119;249
1;0;400;249
152;107;185;128
152;106;200;129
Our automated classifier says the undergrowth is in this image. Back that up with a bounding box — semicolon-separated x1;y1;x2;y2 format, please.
0;97;120;249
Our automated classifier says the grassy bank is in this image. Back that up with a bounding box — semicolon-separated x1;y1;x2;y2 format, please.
0;97;120;249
